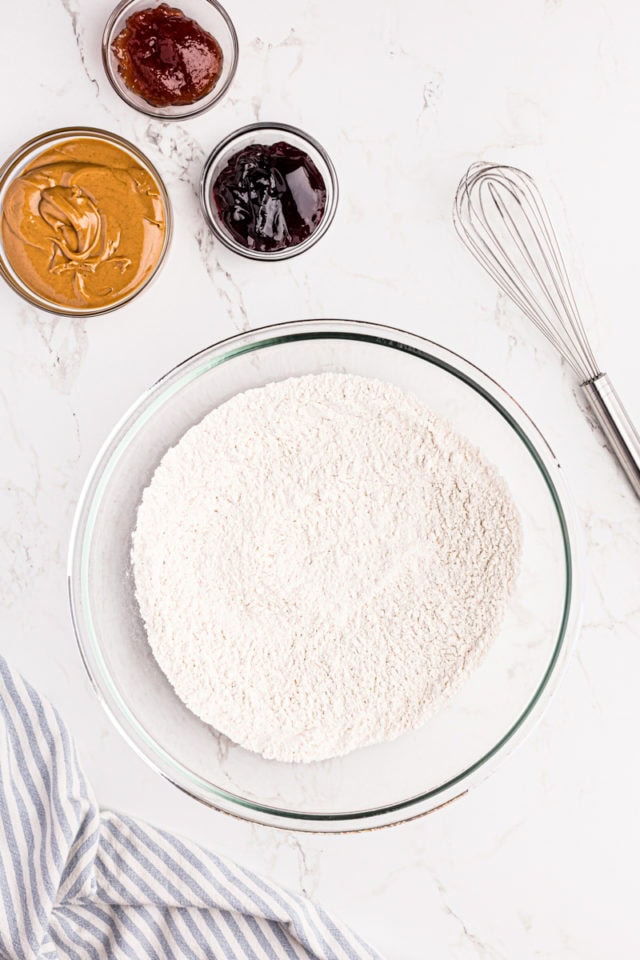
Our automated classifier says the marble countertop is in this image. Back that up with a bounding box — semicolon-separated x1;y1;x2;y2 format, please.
2;0;640;956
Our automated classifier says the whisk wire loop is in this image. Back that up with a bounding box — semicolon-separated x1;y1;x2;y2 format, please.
454;163;599;381
490;182;588;376
453;161;640;498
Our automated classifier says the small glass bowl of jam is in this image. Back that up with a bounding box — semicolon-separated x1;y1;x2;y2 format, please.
102;0;238;120
200;122;339;261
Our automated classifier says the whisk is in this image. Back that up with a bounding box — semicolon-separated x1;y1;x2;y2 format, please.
453;162;640;498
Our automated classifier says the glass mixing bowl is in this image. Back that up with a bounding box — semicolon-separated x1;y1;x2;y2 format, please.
68;320;582;831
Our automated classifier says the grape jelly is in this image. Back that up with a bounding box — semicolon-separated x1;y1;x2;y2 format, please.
212;141;327;253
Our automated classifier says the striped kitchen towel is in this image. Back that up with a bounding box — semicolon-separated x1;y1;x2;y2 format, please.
0;658;383;960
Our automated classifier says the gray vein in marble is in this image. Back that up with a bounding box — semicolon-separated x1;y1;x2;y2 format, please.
250;96;262;120
222;93;262;120
286;836;321;898
0;390;41;500
247;27;304;110
583;507;640;556
421;71;444;113
0;529;36;607
492;292;518;360
0;396;43;606
490;290;564;377
388;42;408;58
487;814;530;858
369;855;426;898
60;409;83;492
142;122;205;185
285;267;315;315
194;225;248;331
433;877;506;960
209;725;232;765
573;646;604;714
27;310;89;393
251;29;304;79
583;571;639;633
58;0;100;96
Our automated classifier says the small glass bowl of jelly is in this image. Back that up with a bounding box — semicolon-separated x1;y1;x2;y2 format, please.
102;0;239;120
200;122;339;261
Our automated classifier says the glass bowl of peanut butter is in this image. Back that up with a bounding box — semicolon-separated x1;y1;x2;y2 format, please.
0;127;172;316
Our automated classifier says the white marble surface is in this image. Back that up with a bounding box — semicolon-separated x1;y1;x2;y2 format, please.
2;0;640;956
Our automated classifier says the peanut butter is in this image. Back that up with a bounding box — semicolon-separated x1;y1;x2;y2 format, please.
1;137;167;311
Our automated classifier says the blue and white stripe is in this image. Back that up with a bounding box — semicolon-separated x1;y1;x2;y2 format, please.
0;658;382;960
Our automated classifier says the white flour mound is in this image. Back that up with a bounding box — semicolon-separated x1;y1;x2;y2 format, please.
132;374;521;763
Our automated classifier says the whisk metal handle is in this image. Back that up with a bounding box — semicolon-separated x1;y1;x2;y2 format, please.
581;374;640;498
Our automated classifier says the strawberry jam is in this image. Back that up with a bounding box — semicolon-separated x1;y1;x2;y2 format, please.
212;142;327;252
112;4;223;107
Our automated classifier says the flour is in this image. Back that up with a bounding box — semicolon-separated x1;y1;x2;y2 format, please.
132;374;521;763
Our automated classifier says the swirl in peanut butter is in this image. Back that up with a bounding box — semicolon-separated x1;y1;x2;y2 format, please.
1;137;167;310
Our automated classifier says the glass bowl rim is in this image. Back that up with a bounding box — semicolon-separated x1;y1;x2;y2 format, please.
68;318;583;832
0;125;173;317
101;0;239;120
199;121;340;261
